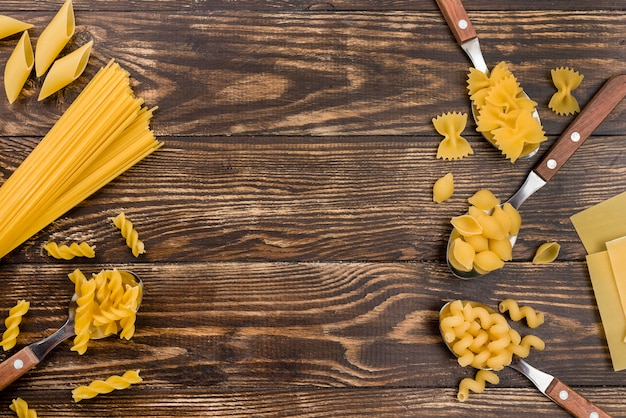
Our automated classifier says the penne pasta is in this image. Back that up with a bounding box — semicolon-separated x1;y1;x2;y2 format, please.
35;0;75;77
4;31;34;104
39;40;93;100
0;15;33;40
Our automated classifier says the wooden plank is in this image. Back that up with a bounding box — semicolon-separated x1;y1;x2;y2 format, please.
0;136;624;264
0;11;623;137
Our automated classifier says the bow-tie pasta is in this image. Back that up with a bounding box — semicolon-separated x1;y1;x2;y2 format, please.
433;112;473;160
549;67;584;116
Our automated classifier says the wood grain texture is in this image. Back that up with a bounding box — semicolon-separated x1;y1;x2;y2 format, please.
0;1;624;417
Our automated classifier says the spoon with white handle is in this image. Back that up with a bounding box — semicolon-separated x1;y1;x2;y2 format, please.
447;74;626;279
439;300;612;418
0;270;143;391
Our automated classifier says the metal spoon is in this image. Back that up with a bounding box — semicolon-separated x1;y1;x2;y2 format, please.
0;270;143;391
447;74;626;279
435;0;542;159
439;300;612;418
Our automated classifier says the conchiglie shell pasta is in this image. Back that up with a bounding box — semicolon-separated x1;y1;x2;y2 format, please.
39;40;92;100
502;203;522;236
433;172;454;203
4;31;34;104
467;189;500;211
489;237;513;261
0;16;33;40
474;250;505;273
451;215;483;237
474;212;506;241
532;241;560;264
35;0;75;77
464;234;489;253
451;237;476;271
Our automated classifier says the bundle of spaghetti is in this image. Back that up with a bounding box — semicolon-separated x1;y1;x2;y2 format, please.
0;60;162;259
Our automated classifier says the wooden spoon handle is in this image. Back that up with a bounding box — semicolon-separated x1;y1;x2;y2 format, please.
0;346;40;391
435;0;478;44
534;74;626;182
545;377;613;418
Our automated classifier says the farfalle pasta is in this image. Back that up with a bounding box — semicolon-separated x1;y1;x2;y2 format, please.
35;0;75;77
532;241;561;264
1;300;30;351
0;16;33;40
549;67;584;116
440;300;545;402
9;397;37;418
433;173;454;203
448;189;521;274
113;212;146;257
499;299;545;328
44;242;95;259
68;269;142;354
468;62;547;162
433;112;473;160
39;40;93;100
4;31;34;104
72;370;142;402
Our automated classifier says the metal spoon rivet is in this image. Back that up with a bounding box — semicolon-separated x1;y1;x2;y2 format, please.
570;131;581;142
547;159;557;170
458;19;468;29
13;359;23;370
559;390;569;400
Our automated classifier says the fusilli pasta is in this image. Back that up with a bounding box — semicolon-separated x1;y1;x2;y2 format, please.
44;241;95;259
9;397;37;418
72;370;142;402
112;212;145;257
1;299;29;351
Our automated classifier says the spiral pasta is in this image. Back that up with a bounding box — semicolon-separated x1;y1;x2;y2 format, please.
9;397;37;418
549;67;584;116
68;268;142;354
1;299;30;351
44;242;95;260
72;370;142;402
499;299;545;328
112;212;146;257
457;369;499;402
433;112;473;160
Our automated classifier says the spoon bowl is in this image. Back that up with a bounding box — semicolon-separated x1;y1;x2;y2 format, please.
0;269;143;391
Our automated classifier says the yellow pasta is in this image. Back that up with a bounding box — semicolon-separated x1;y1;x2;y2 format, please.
448;190;521;273
1;300;30;351
433;112;473;160
35;0;75;77
532;241;561;264
549;67;584;116
4;31;34;104
44;241;95;259
38;40;93;100
68;269;142;354
9;397;37;418
499;299;545;328
433;172;454;203
0;16;33;40
112;212;146;257
0;60;162;261
72;370;142;402
468;62;547;162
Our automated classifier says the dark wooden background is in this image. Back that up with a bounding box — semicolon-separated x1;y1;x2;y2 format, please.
0;1;625;416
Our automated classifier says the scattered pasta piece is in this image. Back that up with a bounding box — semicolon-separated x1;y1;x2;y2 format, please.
448;190;521;274
457;369;499;402
0;16;33;40
68;269;142;354
4;31;34;104
35;0;75;77
433;112;473;160
468;62;547;162
499;299;545;328
9;397;37;418
1;300;30;351
39;40;93;100
44;242;95;260
112;212;146;257
532;241;560;264
549;67;584;116
72;370;142;403
433;173;454;203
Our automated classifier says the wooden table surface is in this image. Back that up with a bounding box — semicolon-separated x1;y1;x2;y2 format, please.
0;1;625;416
